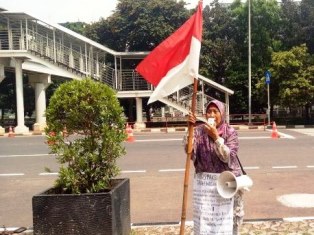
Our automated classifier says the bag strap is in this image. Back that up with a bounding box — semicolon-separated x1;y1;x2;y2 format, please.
236;155;247;175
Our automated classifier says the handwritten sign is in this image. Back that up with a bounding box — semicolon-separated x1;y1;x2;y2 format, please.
193;173;234;235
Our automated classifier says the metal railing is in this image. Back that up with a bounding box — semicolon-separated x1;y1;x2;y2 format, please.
0;23;231;119
0;27;153;91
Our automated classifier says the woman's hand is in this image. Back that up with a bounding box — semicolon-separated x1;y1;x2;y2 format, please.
204;123;219;141
187;112;196;124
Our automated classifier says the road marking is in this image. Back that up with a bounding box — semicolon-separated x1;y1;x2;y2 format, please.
244;166;260;170
0;173;24;176
1;165;312;177
39;172;58;176
135;139;181;142
277;194;314;208
121;170;146;173
159;169;185;172
272;166;297;169
239;137;270;139
265;130;295;139
0;153;52;158
283;216;314;222
277;132;295;139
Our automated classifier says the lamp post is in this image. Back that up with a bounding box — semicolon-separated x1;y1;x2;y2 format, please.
248;0;252;125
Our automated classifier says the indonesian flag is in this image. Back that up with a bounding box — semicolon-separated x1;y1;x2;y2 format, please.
136;2;203;104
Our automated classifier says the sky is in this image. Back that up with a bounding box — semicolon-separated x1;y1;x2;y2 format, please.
0;0;231;24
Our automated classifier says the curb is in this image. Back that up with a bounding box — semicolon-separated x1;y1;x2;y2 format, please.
1;124;314;137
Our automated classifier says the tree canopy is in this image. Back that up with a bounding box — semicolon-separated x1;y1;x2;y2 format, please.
1;0;314;122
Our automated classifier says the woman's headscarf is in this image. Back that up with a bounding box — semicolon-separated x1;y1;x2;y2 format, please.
205;100;227;137
193;99;241;175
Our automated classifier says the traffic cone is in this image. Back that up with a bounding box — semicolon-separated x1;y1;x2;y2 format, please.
8;126;15;137
271;121;280;139
47;131;56;145
126;123;135;142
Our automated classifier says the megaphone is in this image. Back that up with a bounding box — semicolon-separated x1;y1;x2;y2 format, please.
216;171;253;199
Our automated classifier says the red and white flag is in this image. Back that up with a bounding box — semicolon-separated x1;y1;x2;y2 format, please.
136;2;203;104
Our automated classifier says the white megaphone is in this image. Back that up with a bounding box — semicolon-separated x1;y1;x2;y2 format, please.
217;171;253;199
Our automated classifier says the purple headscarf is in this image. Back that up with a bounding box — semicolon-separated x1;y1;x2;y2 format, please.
192;100;242;176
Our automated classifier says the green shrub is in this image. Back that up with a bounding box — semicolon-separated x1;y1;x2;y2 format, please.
45;78;126;194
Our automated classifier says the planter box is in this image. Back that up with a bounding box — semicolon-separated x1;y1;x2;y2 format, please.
32;178;130;235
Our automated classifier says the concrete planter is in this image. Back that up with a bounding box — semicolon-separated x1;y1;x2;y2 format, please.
32;178;130;235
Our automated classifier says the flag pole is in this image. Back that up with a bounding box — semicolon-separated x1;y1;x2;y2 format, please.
180;78;198;235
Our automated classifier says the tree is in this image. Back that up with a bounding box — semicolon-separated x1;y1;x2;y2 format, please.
279;0;302;51
300;0;314;54
224;0;282;114
85;0;190;52
45;78;127;193
201;1;237;83
269;44;314;116
60;22;88;35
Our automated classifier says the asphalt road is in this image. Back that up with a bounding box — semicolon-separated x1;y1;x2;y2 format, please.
0;128;314;227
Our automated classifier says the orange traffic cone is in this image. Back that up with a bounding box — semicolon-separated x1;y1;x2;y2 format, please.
271;121;280;139
126;123;135;142
47;131;56;145
8;126;15;137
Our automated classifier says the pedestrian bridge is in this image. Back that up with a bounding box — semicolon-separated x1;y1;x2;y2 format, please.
0;7;233;134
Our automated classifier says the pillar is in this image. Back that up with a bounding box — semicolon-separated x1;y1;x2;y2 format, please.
133;97;146;129
225;93;230;124
0;64;5;135
13;58;29;134
29;74;51;133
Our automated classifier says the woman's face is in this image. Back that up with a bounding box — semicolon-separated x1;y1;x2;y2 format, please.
205;104;222;127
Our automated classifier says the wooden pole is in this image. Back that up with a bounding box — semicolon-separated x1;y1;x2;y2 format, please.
179;78;198;234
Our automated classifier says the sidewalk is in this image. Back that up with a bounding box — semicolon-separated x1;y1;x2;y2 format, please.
5;218;314;234
132;218;314;234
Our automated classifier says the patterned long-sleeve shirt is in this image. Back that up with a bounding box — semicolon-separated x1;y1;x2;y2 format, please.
192;123;242;177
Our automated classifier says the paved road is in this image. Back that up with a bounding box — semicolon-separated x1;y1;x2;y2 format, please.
0;128;314;227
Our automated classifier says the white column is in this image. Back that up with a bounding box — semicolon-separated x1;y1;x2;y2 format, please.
133;97;146;129
29;74;51;133
35;83;46;123
0;64;4;83
225;93;230;124
0;64;5;135
14;58;29;134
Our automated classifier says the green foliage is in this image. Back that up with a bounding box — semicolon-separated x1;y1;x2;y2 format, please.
60;22;88;35
270;44;314;108
85;0;189;51
45;78;127;194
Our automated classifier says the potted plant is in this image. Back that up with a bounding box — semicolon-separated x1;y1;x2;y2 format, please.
32;78;130;235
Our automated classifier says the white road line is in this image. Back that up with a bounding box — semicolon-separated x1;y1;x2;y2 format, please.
159;169;185;172
39;172;59;176
135;139;181;142
239;137;270;139
121;170;146;173
277;132;295;139
283;216;314;222
265;130;296;139
1;165;311;177
0;173;24;176
272;166;297;169
244;166;260;170
0;154;52;158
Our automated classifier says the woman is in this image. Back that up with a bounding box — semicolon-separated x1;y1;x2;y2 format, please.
187;99;244;234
